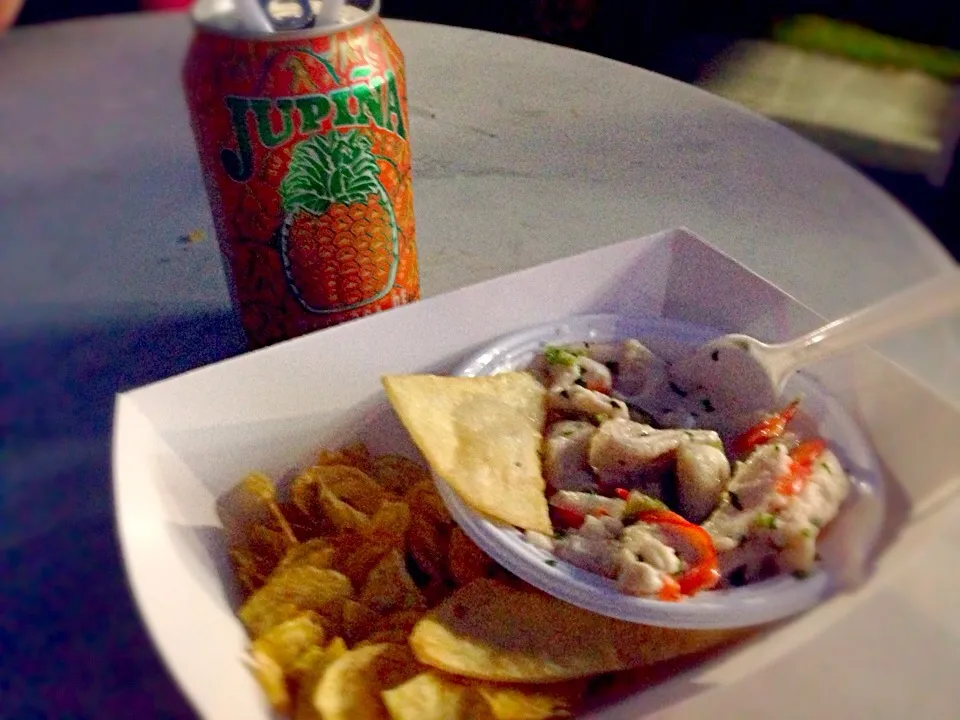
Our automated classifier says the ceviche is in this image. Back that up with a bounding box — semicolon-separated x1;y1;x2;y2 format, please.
520;339;851;601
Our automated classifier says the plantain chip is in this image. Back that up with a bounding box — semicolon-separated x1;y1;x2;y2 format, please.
318;483;370;533
251;611;327;672
370;454;432;495
313;643;421;720
277;538;336;572
293;636;349;720
476;680;586;719
370;609;426;636
217;472;297;546
365;500;412;547
447;527;493;587
357;629;412;648
336;539;396;589
341;598;381;646
239;566;353;638
316;442;376;475
247;612;326;715
359;549;426;615
381;671;494;720
404;480;453;527
406;515;448;581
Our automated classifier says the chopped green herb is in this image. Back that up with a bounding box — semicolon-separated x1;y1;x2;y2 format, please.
819;461;832;473
559;389;570;399
701;397;716;413
543;345;582;366
544;559;558;567
591;414;606;425
610;399;622;409
755;512;777;529
710;350;720;362
573;377;588;388
624;492;668;519
801;527;814;538
560;429;575;437
729;491;744;511
811;518;823;528
792;569;811;580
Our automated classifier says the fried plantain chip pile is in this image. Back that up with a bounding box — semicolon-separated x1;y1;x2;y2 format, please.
219;443;750;719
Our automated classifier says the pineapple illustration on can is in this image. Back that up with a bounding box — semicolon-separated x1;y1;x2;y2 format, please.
182;1;419;348
280;129;398;314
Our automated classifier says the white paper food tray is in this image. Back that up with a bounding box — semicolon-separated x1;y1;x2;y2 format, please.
113;228;960;719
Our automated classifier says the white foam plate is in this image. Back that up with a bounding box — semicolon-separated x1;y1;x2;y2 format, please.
436;313;885;629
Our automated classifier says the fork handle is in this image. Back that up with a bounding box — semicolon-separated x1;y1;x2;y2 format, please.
775;267;960;381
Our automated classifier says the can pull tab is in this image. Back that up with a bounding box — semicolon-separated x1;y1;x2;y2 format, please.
257;0;316;31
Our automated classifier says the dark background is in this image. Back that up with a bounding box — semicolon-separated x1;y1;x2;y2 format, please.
10;0;960;258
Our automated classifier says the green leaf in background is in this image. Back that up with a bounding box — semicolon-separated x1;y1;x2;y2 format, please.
280;129;383;215
774;15;960;81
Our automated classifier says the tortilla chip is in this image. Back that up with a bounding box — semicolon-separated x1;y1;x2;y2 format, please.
409;579;748;682
382;671;494;720
382;374;550;534
313;643;421;720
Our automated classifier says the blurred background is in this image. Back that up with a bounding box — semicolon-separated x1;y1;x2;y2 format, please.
9;0;959;259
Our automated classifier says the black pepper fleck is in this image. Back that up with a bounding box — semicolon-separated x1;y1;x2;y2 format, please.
668;381;688;398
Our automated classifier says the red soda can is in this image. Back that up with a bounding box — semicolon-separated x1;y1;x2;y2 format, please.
182;0;419;348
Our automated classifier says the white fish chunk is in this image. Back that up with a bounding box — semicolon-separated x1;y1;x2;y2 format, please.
676;442;731;524
543;421;598;492
588;419;722;477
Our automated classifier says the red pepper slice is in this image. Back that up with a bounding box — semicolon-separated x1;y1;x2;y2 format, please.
634;509;720;598
585;378;611;394
731;399;800;456
614;487;630;500
658;574;682;602
776;439;827;496
551;506;586;529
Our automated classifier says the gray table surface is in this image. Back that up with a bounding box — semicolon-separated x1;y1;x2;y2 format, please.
1;11;958;719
